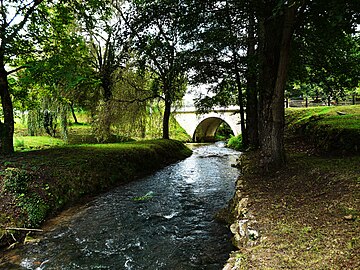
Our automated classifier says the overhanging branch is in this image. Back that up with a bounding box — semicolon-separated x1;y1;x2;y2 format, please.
6;65;29;75
112;94;164;104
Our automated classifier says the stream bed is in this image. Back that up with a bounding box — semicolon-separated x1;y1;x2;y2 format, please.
2;143;240;270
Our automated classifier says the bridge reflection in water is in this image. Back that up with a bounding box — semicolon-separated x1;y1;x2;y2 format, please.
173;106;242;142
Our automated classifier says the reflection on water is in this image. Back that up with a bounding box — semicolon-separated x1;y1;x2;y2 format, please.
2;143;240;270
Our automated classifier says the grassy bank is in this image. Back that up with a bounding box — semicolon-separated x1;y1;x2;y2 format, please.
224;105;359;269
0;139;191;250
286;105;360;154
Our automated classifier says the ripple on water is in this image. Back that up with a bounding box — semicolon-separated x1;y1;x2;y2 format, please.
7;144;240;269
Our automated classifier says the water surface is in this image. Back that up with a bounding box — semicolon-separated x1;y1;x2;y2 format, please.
3;143;239;270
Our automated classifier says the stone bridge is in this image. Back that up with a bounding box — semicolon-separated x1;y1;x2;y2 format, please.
173;105;242;142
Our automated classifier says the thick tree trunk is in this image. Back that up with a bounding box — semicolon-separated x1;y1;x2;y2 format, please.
162;98;171;139
246;13;259;149
258;6;296;170
0;66;15;155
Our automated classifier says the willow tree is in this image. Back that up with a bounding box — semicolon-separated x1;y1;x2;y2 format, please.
116;0;187;139
0;0;111;154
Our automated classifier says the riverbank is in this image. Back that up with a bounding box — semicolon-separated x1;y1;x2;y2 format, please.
224;106;360;269
0;139;192;252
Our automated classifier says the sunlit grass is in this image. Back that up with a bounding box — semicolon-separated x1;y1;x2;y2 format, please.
286;105;360;127
14;136;65;151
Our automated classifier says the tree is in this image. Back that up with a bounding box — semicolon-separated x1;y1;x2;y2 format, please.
14;10;97;139
188;0;248;145
289;17;360;105
116;0;187;139
0;0;111;154
255;0;360;169
178;0;260;148
184;0;358;168
0;0;45;154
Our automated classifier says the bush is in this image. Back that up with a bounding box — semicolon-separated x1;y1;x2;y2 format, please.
2;168;31;194
227;135;243;151
17;194;49;227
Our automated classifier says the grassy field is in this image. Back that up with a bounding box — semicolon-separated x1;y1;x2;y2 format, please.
225;105;360;270
13;111;191;152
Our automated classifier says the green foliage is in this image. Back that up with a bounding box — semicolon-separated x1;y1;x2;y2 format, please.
215;122;234;141
16;193;49;227
14;138;25;148
286;105;360;153
1;168;49;227
2;168;31;194
227;134;243;151
14;136;65;151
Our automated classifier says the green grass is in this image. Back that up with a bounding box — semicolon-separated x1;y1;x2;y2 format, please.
14;136;65;151
286;105;360;128
286;105;360;153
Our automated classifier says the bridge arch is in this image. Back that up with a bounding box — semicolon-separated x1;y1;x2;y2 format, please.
173;106;242;142
193;117;234;142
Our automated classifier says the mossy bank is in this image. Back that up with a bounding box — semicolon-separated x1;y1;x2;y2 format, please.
224;105;360;269
0;139;191;251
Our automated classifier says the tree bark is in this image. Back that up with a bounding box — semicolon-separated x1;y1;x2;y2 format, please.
70;102;79;124
258;5;296;170
0;65;15;155
162;98;171;139
245;13;259;149
232;49;247;147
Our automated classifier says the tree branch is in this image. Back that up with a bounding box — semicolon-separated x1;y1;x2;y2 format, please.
6;65;28;75
112;94;164;104
7;0;44;43
5;227;43;232
115;4;165;76
7;1;33;28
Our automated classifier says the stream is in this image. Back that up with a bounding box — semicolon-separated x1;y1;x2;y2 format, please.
2;142;240;270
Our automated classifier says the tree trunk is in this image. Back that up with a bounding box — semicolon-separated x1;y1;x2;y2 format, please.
0;66;15;155
258;6;296;170
245;13;259;148
232;48;248;148
162;98;171;139
236;76;247;147
70;102;79;124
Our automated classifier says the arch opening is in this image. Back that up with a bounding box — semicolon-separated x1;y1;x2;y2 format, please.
193;117;234;142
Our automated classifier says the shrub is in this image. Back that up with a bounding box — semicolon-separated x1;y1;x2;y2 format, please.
2;168;31;194
227;135;243;151
17;193;49;227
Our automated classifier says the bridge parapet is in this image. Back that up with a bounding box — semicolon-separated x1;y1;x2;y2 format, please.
173;105;240;113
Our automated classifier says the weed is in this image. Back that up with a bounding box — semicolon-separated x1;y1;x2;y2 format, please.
3;161;12;166
234;252;248;269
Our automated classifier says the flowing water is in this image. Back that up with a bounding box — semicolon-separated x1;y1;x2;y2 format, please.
2;143;240;270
